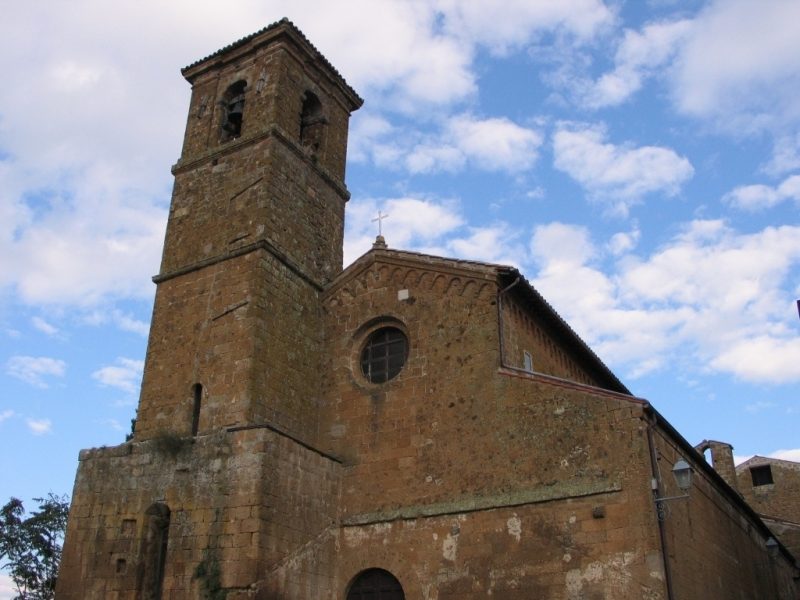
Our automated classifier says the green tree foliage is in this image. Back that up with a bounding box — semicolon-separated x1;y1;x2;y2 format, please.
0;494;69;600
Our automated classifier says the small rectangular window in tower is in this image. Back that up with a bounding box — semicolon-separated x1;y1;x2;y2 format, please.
750;465;773;487
121;519;136;537
523;350;533;372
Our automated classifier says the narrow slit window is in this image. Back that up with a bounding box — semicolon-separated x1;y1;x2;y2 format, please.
191;384;202;437
523;350;533;372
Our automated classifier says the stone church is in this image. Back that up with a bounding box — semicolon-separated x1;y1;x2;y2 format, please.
56;19;799;599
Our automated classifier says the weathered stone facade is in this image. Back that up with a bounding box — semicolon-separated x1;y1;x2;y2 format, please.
737;456;800;560
56;19;798;599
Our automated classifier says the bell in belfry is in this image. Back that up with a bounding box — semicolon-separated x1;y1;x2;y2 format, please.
223;93;245;135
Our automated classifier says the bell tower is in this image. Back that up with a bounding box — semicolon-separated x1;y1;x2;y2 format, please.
134;19;362;442
58;22;363;599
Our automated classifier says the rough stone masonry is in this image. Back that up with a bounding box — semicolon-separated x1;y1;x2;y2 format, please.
56;18;799;600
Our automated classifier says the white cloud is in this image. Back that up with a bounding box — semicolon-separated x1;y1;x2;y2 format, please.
406;144;466;174
769;449;800;463
343;196;525;268
531;222;596;268
0;0;610;315
0;573;15;600
307;0;614;112
764;133;800;176
552;123;694;213
355;113;543;175
446;115;543;172
31;316;59;336
437;0;615;52
722;174;800;211
607;226;641;256
344;196;465;264
714;337;800;385
585;19;692;108
114;312;150;337
348;112;397;164
620;221;800;312
92;357;144;395
0;409;15;424
446;224;524;267
81;309;151;337
6;356;67;388
530;225;687;374
0;167;167;307
528;221;800;383
98;418;125;432
671;0;800;130
50;60;104;92
290;0;477;109
26;418;53;436
744;400;778;414
406;112;544;174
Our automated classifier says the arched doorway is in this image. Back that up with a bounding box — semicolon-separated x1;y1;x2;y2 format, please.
347;568;405;600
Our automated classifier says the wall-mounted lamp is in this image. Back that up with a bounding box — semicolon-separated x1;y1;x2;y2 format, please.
654;458;694;520
671;459;693;492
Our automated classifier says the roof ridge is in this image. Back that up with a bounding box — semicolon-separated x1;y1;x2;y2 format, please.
181;18;362;104
738;455;800;467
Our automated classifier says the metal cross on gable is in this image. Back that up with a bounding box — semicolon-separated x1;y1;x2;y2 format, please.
372;210;389;236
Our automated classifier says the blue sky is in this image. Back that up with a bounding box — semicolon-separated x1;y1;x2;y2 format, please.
1;1;800;591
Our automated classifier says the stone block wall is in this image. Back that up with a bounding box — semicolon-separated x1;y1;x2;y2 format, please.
501;293;602;387
179;26;357;183
652;429;798;599
329;492;661;600
318;253;668;597
736;456;800;560
163;132;347;286
56;426;341;599
136;253;259;440
736;457;800;525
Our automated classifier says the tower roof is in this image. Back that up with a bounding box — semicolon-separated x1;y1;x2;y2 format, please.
181;18;363;110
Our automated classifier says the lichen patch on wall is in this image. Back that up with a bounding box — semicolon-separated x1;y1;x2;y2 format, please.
565;552;635;599
506;514;522;542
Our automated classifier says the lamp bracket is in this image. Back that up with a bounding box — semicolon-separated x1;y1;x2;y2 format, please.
654;493;689;503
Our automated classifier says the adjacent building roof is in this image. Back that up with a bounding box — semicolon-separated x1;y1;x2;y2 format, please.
737;455;800;471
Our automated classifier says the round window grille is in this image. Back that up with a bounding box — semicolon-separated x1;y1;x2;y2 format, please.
360;327;408;384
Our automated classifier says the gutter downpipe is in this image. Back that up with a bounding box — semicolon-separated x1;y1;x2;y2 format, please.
497;275;521;368
645;407;676;600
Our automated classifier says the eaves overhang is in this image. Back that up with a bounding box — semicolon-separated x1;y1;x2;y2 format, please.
181;17;363;111
498;266;630;395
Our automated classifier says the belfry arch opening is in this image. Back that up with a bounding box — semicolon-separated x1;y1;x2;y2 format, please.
299;90;325;153
220;80;247;141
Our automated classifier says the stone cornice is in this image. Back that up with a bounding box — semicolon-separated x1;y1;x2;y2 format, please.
171;124;351;202
153;238;325;291
342;480;622;526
